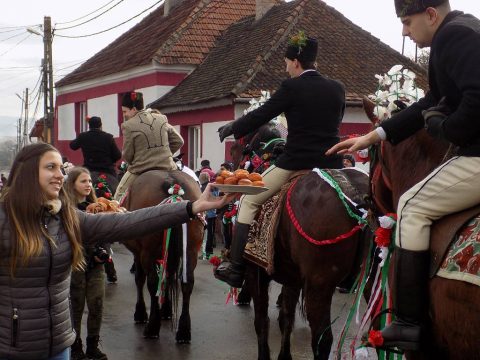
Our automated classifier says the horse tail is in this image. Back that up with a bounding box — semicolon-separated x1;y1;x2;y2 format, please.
166;224;183;326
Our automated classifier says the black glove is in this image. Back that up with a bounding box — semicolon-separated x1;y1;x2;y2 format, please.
422;97;451;139
272;140;285;156
218;123;234;143
392;100;408;113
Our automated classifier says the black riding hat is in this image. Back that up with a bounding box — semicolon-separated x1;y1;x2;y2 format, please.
121;91;144;110
285;31;318;63
394;0;448;17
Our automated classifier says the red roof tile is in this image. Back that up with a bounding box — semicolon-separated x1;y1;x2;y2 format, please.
56;0;261;87
152;0;427;110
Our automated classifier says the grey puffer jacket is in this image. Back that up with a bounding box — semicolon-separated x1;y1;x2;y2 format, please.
0;201;189;360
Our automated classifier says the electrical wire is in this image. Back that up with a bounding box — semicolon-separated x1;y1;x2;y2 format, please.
0;31;28;43
55;0;119;25
0;33;32;57
55;0;125;30
55;0;164;38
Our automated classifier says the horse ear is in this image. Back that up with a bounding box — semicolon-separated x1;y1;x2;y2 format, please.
362;96;377;124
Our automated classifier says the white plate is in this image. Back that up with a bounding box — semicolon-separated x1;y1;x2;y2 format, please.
213;184;269;195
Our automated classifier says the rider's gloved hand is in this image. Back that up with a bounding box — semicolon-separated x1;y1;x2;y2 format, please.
422;97;451;139
218;123;234;142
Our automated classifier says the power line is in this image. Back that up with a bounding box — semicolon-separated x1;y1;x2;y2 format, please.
0;31;28;43
0;33;32;57
55;0;126;31
55;0;119;25
55;0;164;39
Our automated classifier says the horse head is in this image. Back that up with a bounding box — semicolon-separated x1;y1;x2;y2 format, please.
230;123;285;172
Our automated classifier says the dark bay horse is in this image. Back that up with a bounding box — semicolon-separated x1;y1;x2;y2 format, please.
229;123;371;359
122;170;204;342
364;97;480;359
247;169;370;360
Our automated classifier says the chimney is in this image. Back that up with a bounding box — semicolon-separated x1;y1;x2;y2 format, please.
256;0;276;21
164;0;183;17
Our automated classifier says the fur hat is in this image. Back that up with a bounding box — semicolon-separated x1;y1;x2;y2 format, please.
285;31;318;64
394;0;448;17
87;116;102;129
121;91;144;110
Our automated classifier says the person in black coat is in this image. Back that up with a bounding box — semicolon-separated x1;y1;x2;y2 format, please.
70;116;121;179
215;32;345;288
327;0;480;351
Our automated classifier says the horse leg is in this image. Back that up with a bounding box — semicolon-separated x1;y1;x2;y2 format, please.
237;282;252;306
143;265;161;339
176;280;193;343
133;257;148;324
305;284;335;360
277;285;300;360
247;264;271;360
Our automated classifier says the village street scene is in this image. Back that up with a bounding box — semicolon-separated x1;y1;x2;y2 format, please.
1;0;480;359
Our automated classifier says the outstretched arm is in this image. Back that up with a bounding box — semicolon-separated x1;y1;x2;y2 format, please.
326;130;381;155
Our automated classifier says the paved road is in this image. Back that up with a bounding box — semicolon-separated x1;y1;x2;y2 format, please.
85;244;378;359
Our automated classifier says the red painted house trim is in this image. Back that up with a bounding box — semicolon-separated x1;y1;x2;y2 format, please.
56;71;187;105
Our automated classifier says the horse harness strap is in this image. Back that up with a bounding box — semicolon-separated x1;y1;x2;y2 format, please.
286;169;367;246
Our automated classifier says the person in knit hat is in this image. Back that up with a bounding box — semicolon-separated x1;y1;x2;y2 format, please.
215;31;345;289
114;91;184;201
328;0;480;351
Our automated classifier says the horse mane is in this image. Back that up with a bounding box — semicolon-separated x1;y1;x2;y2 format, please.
363;97;450;208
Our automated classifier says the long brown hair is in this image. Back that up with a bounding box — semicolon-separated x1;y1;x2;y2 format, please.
64;166;98;205
1;143;84;274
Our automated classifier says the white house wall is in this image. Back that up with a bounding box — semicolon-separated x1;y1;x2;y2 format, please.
87;95;119;137
202;121;232;172
139;85;175;108
57;103;75;141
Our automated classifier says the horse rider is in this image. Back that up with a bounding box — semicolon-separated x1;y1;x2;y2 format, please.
327;0;480;351
215;32;345;288
114;91;184;201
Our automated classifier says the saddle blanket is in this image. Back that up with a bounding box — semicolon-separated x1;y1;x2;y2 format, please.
438;214;480;286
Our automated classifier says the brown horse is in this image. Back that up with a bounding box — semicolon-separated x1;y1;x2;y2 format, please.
122;170;204;342
364;97;480;359
246;169;370;360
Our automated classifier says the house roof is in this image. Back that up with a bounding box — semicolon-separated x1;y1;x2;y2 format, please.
152;0;427;110
56;0;262;87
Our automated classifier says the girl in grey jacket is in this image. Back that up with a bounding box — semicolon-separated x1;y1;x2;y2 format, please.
0;143;232;360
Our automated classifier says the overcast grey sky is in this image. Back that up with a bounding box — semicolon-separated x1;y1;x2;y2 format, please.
0;0;479;136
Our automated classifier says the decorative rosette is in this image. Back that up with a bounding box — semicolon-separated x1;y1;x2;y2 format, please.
168;184;185;196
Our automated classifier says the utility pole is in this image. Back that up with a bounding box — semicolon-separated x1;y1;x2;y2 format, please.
23;88;29;147
43;16;54;145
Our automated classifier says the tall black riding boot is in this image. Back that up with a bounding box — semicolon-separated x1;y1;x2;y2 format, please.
86;335;108;360
214;222;250;288
380;247;429;351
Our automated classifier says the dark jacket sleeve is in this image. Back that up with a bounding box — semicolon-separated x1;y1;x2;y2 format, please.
77;201;190;245
432;25;480;146
70;136;81;150
380;92;435;144
232;81;292;139
110;136;122;162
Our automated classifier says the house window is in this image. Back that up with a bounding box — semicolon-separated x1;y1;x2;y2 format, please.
188;126;201;170
79;102;88;133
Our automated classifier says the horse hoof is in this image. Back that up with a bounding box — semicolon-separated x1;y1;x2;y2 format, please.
237;300;251;306
176;331;191;344
143;334;159;339
135;319;148;324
